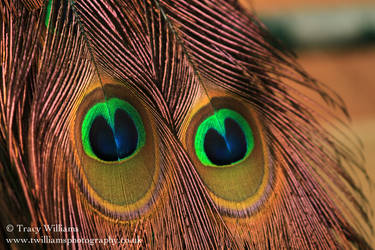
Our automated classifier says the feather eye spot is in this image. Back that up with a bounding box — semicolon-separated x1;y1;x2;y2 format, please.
195;109;254;166
184;97;272;216
72;84;161;219
81;98;145;162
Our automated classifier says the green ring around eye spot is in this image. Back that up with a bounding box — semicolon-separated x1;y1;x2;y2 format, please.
81;98;145;161
194;109;254;167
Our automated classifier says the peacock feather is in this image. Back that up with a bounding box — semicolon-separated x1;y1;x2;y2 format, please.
0;0;372;249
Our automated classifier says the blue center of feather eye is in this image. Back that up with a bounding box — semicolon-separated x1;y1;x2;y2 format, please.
89;110;138;161
204;118;247;165
81;98;145;162
194;109;254;166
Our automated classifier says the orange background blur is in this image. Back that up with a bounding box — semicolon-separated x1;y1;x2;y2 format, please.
243;0;375;246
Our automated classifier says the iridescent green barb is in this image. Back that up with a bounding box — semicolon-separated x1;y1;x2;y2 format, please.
45;0;53;27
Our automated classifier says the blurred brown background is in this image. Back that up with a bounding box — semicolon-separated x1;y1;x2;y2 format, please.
246;0;375;14
242;0;375;246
